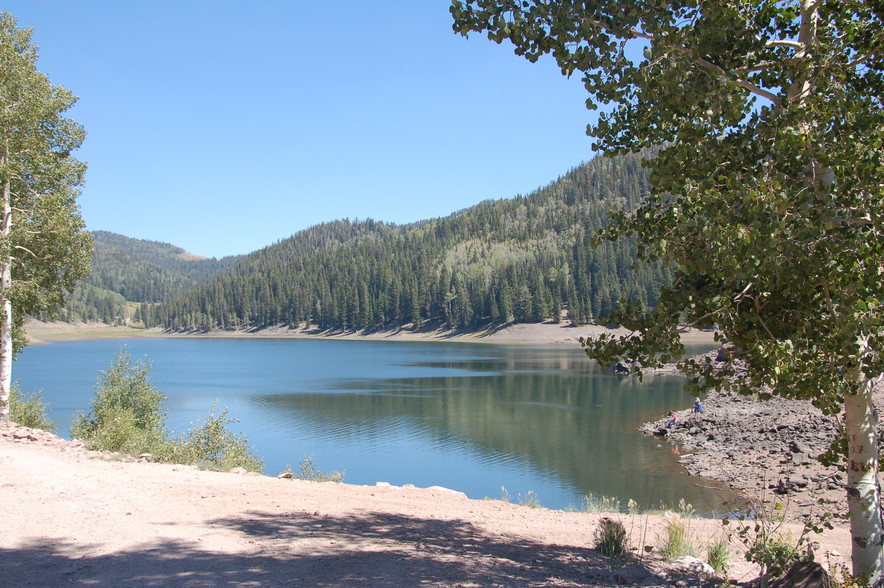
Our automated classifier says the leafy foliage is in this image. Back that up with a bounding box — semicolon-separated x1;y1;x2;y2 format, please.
9;383;56;432
450;0;884;579
72;348;262;472
723;500;818;582
70;348;168;454
173;402;263;473
0;12;92;421
283;456;344;483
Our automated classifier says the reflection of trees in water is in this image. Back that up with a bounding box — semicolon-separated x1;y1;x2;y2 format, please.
255;357;735;511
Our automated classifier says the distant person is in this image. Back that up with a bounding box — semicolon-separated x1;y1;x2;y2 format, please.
666;411;678;429
693;397;705;413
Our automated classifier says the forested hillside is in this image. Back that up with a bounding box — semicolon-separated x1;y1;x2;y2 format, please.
145;150;672;332
34;233;242;324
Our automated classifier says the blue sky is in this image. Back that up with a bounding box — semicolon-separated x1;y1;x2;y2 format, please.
8;1;596;258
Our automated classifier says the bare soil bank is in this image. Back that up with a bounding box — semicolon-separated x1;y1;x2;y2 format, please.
24;319;719;348
0;423;852;587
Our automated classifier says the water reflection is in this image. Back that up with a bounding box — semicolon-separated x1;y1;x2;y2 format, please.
13;338;737;513
250;347;737;513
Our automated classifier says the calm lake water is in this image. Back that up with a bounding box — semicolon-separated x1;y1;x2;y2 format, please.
12;337;736;513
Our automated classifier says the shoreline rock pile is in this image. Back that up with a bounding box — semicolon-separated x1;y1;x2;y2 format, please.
638;352;884;520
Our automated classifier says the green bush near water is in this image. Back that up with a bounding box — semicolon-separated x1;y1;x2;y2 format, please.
282;455;345;483
9;383;56;433
71;348;263;472
71;349;168;456
174;403;264;472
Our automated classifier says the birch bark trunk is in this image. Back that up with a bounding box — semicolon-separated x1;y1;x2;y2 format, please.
0;175;11;425
845;361;884;585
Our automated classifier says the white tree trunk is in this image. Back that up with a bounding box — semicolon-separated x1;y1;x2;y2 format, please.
0;177;10;425
0;292;10;425
845;366;884;585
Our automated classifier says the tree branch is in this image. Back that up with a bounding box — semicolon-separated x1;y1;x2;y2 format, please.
581;16;783;105
12;245;37;259
692;58;783;105
765;39;804;50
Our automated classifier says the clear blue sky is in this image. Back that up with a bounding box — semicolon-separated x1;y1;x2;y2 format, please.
7;1;597;258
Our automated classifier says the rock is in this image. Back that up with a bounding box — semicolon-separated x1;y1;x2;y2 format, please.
766;561;831;588
427;485;468;499
613;361;631;375
670;555;716;576
612;564;655;585
791;451;810;465
790;440;813;455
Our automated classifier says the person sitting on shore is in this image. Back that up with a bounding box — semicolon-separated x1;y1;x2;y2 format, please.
666;411;678;429
693;398;705;413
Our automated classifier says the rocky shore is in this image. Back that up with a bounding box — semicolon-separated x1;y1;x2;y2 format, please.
638;355;883;522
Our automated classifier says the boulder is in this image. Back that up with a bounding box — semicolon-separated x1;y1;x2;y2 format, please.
766;561;831;588
670;555;716;576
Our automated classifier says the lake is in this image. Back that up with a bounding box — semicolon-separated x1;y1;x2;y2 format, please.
12;337;736;513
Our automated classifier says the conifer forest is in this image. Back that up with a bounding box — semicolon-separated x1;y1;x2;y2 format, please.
46;151;673;332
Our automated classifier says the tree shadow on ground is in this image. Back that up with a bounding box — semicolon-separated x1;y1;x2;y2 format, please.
0;510;670;586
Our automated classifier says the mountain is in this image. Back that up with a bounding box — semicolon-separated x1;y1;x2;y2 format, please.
39;233;243;324
145;149;671;332
84;231;243;303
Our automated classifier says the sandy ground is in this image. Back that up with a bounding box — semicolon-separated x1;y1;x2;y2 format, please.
0;424;852;587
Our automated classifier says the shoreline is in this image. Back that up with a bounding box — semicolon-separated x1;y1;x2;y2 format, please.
0;422;853;586
24;318;719;348
24;319;852;523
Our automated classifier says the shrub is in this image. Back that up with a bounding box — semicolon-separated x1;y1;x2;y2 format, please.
745;531;804;579
724;499;816;581
174;403;264;473
594;517;628;559
284;455;344;483
71;348;169;454
71;347;263;473
9;383;56;433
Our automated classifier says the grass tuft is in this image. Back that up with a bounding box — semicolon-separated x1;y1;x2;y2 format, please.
517;490;542;508
594;517;628;560
283;455;345;483
582;492;621;513
706;535;731;575
660;511;697;558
